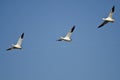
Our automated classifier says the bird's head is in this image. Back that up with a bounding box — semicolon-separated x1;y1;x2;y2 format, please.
102;18;106;20
60;36;64;39
11;44;15;46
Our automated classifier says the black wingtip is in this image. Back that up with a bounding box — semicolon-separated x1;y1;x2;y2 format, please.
112;5;115;12
57;38;62;41
71;25;75;32
57;39;62;41
97;26;102;28
97;25;103;28
6;48;12;51
21;33;24;39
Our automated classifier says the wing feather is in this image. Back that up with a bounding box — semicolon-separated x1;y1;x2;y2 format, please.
108;6;115;18
6;47;14;51
98;21;108;28
65;25;75;38
16;33;24;46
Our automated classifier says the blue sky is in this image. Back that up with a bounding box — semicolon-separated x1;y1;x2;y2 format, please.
0;0;120;80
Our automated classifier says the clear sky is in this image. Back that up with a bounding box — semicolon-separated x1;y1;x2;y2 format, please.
0;0;120;80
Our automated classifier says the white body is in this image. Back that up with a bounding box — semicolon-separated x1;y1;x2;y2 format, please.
102;17;114;22
59;36;71;42
12;44;22;49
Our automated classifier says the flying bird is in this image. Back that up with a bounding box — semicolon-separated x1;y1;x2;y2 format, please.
6;33;24;51
98;6;115;28
57;25;75;42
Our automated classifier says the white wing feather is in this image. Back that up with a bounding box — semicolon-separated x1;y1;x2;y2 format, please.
16;33;24;46
65;26;75;38
108;6;115;18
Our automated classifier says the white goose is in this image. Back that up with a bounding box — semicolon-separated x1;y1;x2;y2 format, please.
7;33;24;51
98;6;115;28
57;25;75;42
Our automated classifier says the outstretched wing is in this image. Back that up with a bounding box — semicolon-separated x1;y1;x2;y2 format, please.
16;33;24;46
65;25;75;38
57;38;62;41
97;21;108;28
6;47;14;51
108;6;115;18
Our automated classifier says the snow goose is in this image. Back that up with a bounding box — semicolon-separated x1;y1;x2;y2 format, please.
57;25;75;42
98;6;115;28
7;33;24;51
